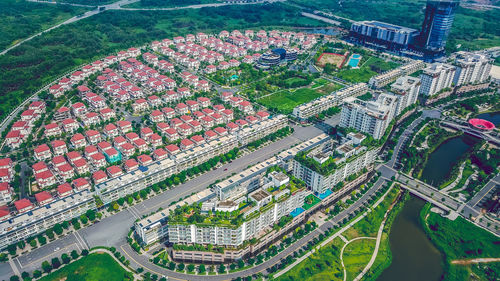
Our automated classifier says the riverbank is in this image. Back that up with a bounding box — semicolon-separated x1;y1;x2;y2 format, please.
420;203;500;281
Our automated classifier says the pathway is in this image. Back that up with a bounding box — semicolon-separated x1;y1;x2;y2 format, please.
451;258;500;265
340;236;376;281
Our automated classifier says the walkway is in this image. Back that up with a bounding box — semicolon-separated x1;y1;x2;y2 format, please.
340;237;375;281
451;258;500;265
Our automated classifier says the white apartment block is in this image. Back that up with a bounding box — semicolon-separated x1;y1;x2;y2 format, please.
292;83;368;120
390;75;421;116
369;60;425;89
292;143;378;194
236;114;287;146
0;190;95;249
167;187;307;247
339;93;397;140
419;63;456;96
453;51;492;86
135;134;330;246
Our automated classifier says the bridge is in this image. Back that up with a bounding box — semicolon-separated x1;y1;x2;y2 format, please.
440;120;500;145
396;173;460;212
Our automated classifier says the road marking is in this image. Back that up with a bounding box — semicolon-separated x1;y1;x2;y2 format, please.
9;258;20;276
74;231;88;250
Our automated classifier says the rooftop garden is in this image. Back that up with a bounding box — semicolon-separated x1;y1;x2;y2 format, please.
294;149;341;176
169;203;244;228
303;194;321;210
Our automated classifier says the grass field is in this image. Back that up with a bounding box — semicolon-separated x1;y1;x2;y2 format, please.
343;239;376;281
39;253;128;281
276;237;345;281
316;82;343;95
257;88;324;114
421;203;500;281
335;57;400;83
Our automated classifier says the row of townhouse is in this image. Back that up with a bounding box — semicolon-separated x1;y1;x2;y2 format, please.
368;60;425;89
235;114;288;146
94;134;237;205
292;83;369;120
5;101;46;149
0;189;95;250
49;47;140;98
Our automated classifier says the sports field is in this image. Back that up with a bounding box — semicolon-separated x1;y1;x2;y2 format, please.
317;52;347;68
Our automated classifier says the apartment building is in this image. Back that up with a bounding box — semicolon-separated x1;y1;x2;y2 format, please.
0;190;95;249
419;63;456;96
452;51;492;86
292;134;379;194
368;60;425;89
389;75;421;116
292;83;368;120
339;93;397;139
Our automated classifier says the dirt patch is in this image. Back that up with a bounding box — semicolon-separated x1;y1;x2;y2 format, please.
317;52;348;68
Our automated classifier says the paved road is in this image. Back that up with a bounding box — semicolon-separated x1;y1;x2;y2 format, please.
467;174;500;210
0;124;322;279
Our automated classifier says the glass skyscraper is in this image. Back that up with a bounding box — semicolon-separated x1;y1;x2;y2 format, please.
418;0;459;53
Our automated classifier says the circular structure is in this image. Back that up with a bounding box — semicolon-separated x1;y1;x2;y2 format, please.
468;118;495;131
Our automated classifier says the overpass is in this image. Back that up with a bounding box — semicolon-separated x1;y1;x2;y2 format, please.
441;120;500;145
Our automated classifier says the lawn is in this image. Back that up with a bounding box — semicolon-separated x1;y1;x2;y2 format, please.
303;194;321;210
343;239;376;281
284;77;308;88
421;203;500;281
39;253;129;281
257;88;324;114
335;57;400;83
347;187;400;239
315;82;343;94
276;236;344;281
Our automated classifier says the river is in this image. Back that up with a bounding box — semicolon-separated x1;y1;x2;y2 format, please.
377;196;443;281
377;113;496;280
476;111;500;126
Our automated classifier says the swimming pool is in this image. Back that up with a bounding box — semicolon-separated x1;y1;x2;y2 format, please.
347;54;362;68
317;189;333;200
290;207;305;217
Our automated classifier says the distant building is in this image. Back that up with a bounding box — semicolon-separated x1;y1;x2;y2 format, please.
349;21;419;51
417;0;459;56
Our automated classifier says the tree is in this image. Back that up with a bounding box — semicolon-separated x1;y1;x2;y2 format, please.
53;223;63;235
9;276;19;281
218;264;226;273
80;214;88;224
61;253;71;264
33;270;42;278
187;264;195;272
238;259;245;268
86;209;96;221
62;221;70;229
71;250;79;259
177;263;185;271
21;272;30;279
7;244;17;255
29;239;37;248
81;249;89;256
198;264;206;273
51;257;61;269
42;261;52;273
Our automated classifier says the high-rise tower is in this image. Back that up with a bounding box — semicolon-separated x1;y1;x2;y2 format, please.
418;0;458;55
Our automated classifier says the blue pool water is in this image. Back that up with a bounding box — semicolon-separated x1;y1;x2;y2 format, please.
317;189;333;200
290;207;305;217
348;54;361;68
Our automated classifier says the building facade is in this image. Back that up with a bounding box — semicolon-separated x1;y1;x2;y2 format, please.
350;21;419;50
390;76;421;116
419;63;456;96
